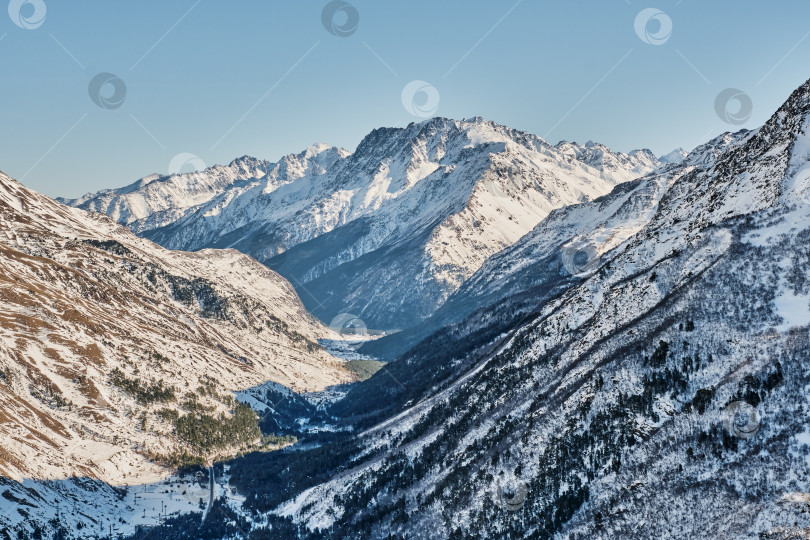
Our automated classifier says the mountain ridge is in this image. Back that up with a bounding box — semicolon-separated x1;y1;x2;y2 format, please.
175;76;810;539
64;117;664;331
0;168;352;487
7;75;810;537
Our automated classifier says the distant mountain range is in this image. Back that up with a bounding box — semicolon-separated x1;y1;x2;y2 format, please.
210;76;810;539
61;118;663;331
4;75;810;539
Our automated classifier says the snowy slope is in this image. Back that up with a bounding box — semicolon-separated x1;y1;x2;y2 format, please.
67;118;661;331
14;76;810;539
189;78;810;539
659;147;688;164
361;129;751;362
0;170;352;492
439;129;752;330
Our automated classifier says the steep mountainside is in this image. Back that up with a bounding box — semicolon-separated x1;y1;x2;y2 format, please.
360;130;751;362
0;170;351;491
66;119;660;330
167;78;810;539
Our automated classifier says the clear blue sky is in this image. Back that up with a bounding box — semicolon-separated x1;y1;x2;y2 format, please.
1;1;809;198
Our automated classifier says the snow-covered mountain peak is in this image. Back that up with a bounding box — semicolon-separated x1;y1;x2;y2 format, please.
227;154;272;175
304;141;344;159
64;117;665;330
232;76;810;540
553;140;660;180
269;143;347;185
659;147;688;164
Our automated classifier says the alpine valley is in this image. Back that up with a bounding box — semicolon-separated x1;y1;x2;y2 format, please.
2;76;810;539
60;118;659;332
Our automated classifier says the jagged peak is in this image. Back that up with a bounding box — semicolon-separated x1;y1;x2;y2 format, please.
749;76;810;148
774;76;810;120
659;147;688;164
227;154;267;168
305;142;334;154
275;142;346;169
462;115;487;123
353;117;553;158
630;148;657;158
553;140;658;165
